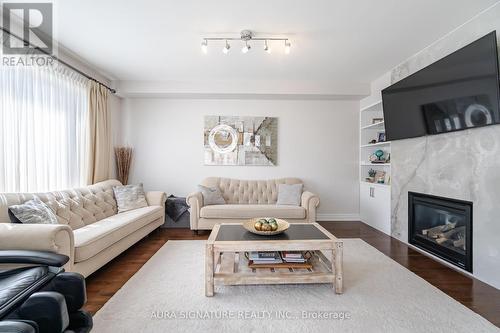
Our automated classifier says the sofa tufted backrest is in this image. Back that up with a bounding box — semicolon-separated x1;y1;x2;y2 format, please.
200;177;303;205
0;180;121;230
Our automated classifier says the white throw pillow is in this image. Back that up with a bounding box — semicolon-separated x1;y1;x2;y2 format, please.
8;196;58;224
198;185;226;205
113;184;148;213
276;184;303;206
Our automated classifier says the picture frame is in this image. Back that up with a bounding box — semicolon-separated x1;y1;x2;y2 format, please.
372;118;383;124
374;170;386;184
204;116;278;166
377;132;386;142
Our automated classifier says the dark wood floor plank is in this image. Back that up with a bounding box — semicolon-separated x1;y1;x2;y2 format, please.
84;222;500;327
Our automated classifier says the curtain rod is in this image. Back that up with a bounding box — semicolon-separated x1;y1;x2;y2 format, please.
0;26;116;94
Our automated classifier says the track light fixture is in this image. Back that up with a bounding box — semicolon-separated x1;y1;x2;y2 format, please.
264;40;271;54
201;39;208;54
284;40;291;55
222;40;230;54
201;30;290;55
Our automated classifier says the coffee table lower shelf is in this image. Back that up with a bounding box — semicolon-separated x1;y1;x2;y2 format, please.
213;251;335;286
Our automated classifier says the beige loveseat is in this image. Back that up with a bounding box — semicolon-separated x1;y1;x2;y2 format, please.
187;177;319;230
0;180;165;277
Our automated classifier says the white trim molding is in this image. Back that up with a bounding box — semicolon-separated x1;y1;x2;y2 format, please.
316;214;360;222
113;79;369;99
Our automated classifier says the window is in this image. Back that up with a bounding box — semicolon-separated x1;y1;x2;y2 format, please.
0;65;88;192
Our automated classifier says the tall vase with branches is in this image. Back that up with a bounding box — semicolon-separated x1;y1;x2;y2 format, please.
114;146;133;185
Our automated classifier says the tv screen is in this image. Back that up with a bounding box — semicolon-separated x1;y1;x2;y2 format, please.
382;31;500;141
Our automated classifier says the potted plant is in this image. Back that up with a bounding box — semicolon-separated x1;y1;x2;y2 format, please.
366;169;376;183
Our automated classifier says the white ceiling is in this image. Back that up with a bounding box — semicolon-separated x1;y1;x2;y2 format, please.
55;0;498;91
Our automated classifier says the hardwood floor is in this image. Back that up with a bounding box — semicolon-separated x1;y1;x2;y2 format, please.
84;222;500;327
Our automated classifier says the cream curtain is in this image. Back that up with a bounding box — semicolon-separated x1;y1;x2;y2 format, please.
87;81;110;184
0;65;89;192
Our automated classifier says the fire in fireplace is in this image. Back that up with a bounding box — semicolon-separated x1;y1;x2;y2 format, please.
408;192;472;272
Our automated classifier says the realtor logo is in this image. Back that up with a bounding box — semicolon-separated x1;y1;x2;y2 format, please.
2;2;53;54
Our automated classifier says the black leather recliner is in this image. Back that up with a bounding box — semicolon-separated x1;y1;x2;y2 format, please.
0;250;92;333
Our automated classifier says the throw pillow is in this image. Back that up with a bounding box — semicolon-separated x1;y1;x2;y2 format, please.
113;183;148;213
198;185;226;205
7;208;22;223
8;196;59;224
276;184;303;206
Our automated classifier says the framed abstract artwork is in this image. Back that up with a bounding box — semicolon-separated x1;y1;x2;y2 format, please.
204;116;278;166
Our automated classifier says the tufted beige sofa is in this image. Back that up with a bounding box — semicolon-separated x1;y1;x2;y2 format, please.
0;179;165;277
187;177;320;230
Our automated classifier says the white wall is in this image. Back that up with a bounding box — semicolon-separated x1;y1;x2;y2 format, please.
120;98;360;220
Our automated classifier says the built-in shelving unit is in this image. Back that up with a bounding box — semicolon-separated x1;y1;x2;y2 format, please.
360;181;390;188
359;88;392;235
360;141;391;148
359;100;391;186
360;121;385;130
360;162;391;166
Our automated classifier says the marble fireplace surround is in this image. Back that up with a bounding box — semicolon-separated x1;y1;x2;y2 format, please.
389;3;500;289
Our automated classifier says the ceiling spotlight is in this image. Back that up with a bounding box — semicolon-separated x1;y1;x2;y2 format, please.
264;40;271;54
242;41;251;54
222;40;230;54
201;39;208;54
284;40;291;54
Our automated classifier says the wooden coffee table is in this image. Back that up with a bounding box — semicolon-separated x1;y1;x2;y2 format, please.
205;222;343;296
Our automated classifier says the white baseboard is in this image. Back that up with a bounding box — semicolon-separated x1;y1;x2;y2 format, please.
316;213;360;221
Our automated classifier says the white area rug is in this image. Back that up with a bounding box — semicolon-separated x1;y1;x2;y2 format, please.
93;239;498;333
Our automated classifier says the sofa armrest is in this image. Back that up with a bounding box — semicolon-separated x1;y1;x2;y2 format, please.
301;191;320;208
301;191;320;223
186;191;203;208
186;192;203;230
0;250;69;267
145;191;166;207
0;224;74;271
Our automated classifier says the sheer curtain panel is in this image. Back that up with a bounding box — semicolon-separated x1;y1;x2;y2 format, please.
0;65;89;192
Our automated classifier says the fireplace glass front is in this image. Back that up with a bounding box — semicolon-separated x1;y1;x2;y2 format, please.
408;192;472;272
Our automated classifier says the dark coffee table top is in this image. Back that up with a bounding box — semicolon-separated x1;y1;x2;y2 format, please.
215;224;330;242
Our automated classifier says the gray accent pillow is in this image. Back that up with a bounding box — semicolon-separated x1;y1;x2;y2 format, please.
113;183;148;213
8;196;58;224
198;185;226;205
277;184;303;206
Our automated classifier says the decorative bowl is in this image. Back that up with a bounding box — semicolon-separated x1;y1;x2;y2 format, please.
243;218;290;236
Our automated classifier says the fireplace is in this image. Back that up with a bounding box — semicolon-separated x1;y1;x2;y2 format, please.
408;192;472;272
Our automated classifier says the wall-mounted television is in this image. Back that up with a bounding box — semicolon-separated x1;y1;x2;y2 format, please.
382;31;500;141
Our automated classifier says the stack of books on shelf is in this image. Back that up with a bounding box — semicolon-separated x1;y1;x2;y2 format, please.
248;251;310;264
247;251;313;269
280;251;307;263
248;251;283;264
